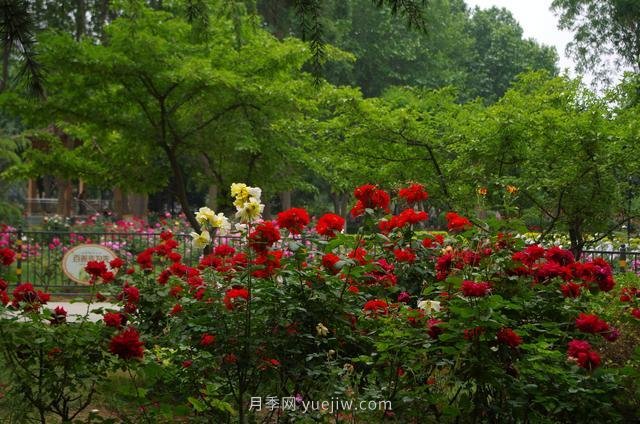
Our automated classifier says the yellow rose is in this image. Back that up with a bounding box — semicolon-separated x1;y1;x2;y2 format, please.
195;207;216;226
190;229;211;249
235;198;264;223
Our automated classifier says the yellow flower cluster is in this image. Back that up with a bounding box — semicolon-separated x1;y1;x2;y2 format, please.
231;183;264;223
190;183;264;248
195;206;231;233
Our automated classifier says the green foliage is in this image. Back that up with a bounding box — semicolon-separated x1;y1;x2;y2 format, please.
261;0;558;100
552;0;640;81
1;2;322;226
0;0;44;97
0;308;114;422
466;6;559;102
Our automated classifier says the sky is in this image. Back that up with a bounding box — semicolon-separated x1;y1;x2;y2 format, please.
464;0;579;77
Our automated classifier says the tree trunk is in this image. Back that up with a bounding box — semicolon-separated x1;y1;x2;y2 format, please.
113;188;128;216
0;38;11;92
97;0;110;40
263;201;272;220
128;193;148;216
207;185;218;210
75;0;86;40
330;191;350;232
55;178;73;217
280;191;291;211
165;146;200;231
26;179;38;215
568;223;584;260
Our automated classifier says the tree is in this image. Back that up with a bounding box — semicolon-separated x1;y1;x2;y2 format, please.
466;7;558;102
481;71;635;255
2;3;316;230
552;0;640;82
0;0;44;97
260;0;558;101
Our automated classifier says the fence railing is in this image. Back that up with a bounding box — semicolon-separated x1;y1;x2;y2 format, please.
2;229;639;296
1;229;243;295
581;247;640;274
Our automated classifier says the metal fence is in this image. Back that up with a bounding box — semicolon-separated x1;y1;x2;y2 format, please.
1;229;242;295
2;229;639;296
581;247;640;274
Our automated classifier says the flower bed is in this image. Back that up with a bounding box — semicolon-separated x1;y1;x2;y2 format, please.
0;183;639;422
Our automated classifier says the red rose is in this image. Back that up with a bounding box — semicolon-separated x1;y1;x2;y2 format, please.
321;253;341;274
200;333;216;346
224;287;249;310
214;244;236;257
398;183;428;204
575;313;609;334
347;247;368;265
100;271;115;283
422;234;444;248
464;326;485;340
567;339;591;358
169;285;183;298
363;299;388;315
393;248;416;263
109;327;144;360
350;184;390;217
397;292;411;303
104;312;125;328
316;213;345;238
602;327;620;342
496;328;522;348
435;253;454;281
169;304;182;316
85;260;107;277
157;269;172;285
277;208;310;234
461;280;491;297
619;287;638;302
117;284;140;304
545;247;575;265
445;212;472;232
50;306;67;325
427;318;443;339
136;248;155;270
223;353;238;364
109;257;124;269
248;221;281;253
12;283;49;310
252;250;282;279
560;282;582;298
0;248;16;266
511;244;545;266
168;252;182;263
577;350;601;370
0;290;9;305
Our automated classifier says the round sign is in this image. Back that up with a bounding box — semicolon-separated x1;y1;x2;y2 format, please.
62;244;118;284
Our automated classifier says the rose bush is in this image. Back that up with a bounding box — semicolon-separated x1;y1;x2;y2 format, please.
88;183;640;423
0;182;639;423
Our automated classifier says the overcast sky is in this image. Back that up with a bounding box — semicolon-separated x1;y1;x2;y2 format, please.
464;0;578;76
